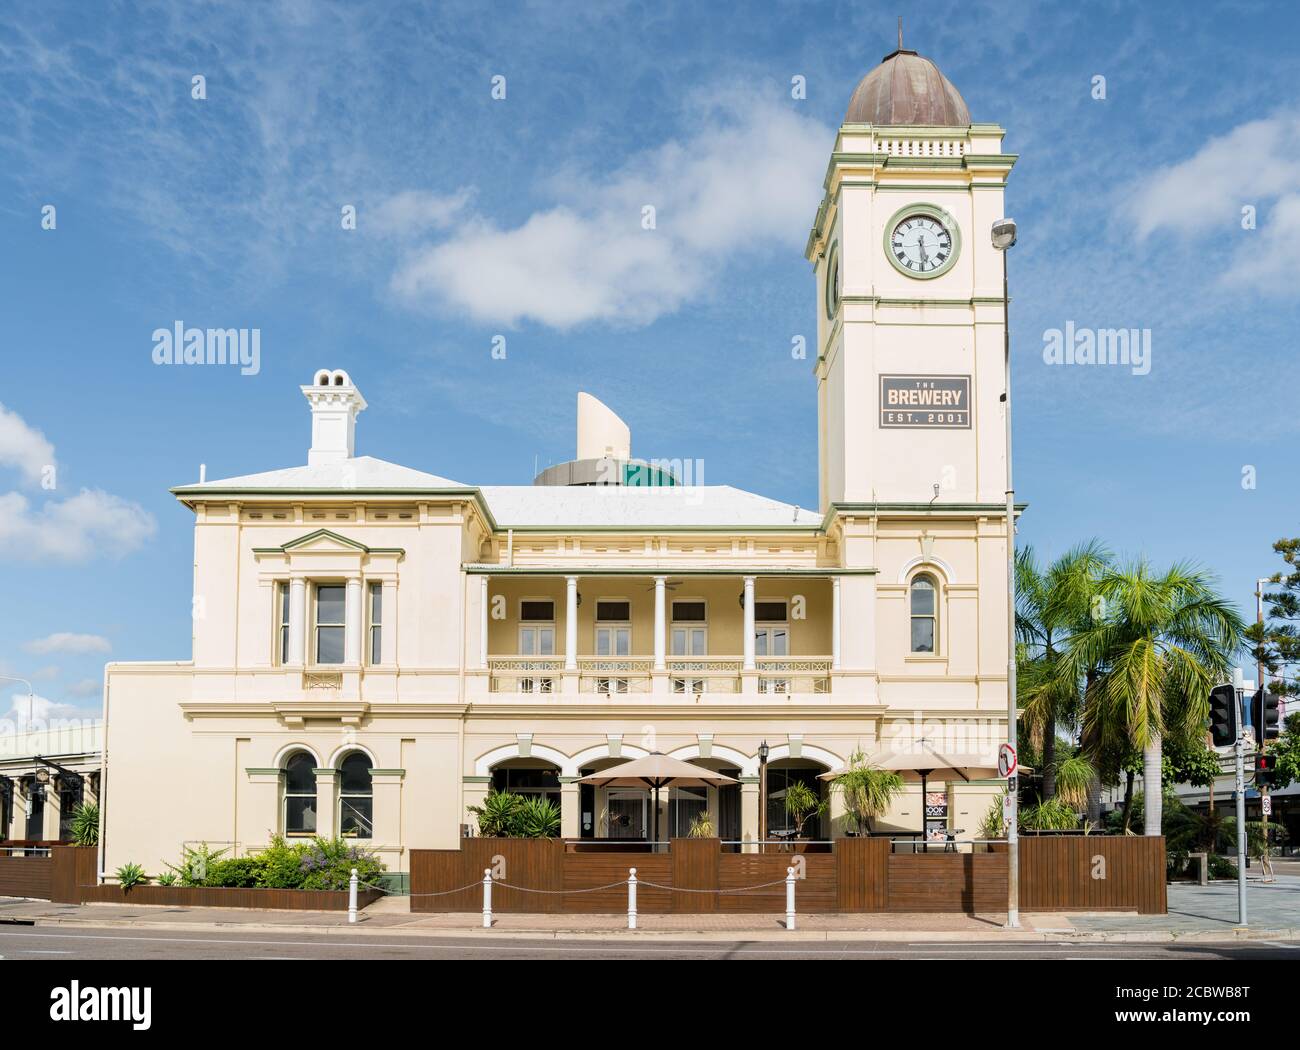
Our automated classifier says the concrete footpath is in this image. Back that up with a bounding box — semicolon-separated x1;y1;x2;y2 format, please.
2;876;1296;944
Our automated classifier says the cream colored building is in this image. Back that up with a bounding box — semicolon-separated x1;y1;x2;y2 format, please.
101;44;1017;879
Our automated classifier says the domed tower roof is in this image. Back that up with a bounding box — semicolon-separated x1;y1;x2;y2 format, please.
845;46;970;127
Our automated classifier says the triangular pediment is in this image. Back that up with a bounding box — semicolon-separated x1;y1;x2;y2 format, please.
253;529;404;557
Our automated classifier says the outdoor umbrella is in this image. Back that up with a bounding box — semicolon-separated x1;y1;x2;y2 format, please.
575;753;738;845
819;743;999;841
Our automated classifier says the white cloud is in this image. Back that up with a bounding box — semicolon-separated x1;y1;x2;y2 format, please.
1126;110;1300;295
390;95;832;328
371;188;475;237
0;489;157;562
0;404;157;563
24;633;112;655
67;678;103;698
3;691;73;724
0;402;56;485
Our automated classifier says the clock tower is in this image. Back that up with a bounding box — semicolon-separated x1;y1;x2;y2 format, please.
807;42;1016;511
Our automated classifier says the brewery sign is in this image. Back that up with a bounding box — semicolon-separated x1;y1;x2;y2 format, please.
879;374;971;429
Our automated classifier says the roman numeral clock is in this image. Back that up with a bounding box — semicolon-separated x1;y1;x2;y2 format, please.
886;205;960;278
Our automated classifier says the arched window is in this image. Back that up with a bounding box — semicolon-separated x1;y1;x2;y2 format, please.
910;574;938;653
283;752;318;836
338;753;373;839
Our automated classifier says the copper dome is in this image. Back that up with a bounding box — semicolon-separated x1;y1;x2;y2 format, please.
845;48;970;127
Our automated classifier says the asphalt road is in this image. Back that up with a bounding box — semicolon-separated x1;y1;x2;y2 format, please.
2;924;1299;960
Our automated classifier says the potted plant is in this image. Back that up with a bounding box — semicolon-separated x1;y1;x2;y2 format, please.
688;811;715;838
828;749;904;836
782;780;828;850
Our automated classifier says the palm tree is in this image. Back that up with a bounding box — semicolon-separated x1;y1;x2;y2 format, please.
1065;561;1244;836
1016;541;1109;800
830;749;904;835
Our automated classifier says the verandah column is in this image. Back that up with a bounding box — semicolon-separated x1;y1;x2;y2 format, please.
831;576;842;671
741;575;757;694
564;576;578;671
653;576;667;670
478;575;489;669
559;777;580;838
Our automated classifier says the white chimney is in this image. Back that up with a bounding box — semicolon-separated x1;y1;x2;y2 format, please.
302;369;367;466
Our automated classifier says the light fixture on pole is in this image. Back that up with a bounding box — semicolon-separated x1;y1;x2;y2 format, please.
992;217;1020;929
0;675;35;735
757;739;770;852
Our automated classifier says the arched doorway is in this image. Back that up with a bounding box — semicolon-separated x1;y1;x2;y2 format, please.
489;758;562;809
666;756;742;842
765;758;830;842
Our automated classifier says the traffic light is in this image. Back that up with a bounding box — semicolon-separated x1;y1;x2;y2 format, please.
1255;753;1276;789
1209;683;1238;746
1253;687;1281;740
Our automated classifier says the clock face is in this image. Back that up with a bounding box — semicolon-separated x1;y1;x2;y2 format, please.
890;214;954;275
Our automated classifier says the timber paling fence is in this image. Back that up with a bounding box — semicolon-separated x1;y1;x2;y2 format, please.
0;837;1167;915
0;846;381;911
409;836;1167;915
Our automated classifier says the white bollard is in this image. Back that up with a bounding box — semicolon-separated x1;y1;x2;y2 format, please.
785;866;796;931
628;867;637;930
482;867;493;928
348;867;358;924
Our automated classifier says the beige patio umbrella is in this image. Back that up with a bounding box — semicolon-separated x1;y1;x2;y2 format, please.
819;743;1000;839
576;753;738;844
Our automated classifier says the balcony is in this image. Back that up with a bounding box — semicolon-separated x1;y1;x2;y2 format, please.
486;656;832;697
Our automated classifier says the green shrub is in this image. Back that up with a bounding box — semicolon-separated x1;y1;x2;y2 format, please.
164;842;230;886
1208;854;1238;880
978;792;1007;839
468;790;525;836
254;835;310;888
157;872;178;887
116;862;148;889
297;837;386;891
70;802;100;847
1019;797;1080;831
515;796;561;838
203;856;263;888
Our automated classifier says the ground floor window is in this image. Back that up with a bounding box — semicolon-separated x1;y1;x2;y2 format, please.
338;752;373;839
491;765;561;808
283;752;317;836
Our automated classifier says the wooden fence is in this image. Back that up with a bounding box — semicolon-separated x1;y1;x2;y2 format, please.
411;836;1167;915
0;853;53;899
1020;836;1167;914
0;846;380;911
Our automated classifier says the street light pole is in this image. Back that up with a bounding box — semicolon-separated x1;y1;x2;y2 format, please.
992;218;1019;929
758;739;769;853
0;675;35;735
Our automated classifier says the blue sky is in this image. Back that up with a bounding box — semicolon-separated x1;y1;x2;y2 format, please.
2;0;1297;722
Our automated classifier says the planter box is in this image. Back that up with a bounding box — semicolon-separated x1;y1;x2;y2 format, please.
79;884;382;911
